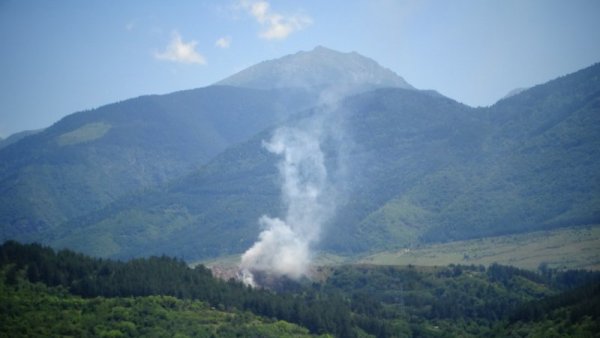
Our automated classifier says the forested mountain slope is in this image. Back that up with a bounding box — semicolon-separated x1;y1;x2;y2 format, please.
49;87;478;258
45;62;600;260
1;45;598;263
0;86;311;242
0;46;419;252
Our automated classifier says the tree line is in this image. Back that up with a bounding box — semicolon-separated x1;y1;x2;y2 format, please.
2;240;599;337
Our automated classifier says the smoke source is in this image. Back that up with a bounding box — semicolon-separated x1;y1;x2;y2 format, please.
240;117;334;286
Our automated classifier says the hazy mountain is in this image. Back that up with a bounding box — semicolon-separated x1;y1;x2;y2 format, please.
52;87;478;259
500;87;528;101
0;129;43;149
0;46;420;246
0;46;414;251
47;62;600;260
2;47;598;261
354;62;600;248
0;86;313;242
217;46;413;95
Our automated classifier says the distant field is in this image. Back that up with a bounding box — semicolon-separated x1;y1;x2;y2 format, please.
359;225;600;270
198;225;600;272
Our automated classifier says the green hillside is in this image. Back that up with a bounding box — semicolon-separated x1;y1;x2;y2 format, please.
0;47;425;257
0;281;318;338
1;47;599;263
0;129;42;149
0;241;340;336
421;64;600;242
50;87;479;258
0;86;312;243
2;241;599;337
47;63;600;261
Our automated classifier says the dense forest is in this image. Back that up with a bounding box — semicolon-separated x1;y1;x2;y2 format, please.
1;241;599;337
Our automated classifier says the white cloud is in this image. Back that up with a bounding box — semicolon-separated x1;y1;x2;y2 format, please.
216;36;232;48
155;32;206;65
238;0;311;40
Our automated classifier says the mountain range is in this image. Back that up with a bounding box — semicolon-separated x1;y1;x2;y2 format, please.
1;46;598;261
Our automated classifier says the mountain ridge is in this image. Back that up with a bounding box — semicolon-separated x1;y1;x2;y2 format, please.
0;46;424;246
0;85;313;242
0;129;43;150
1;48;598;263
51;62;600;260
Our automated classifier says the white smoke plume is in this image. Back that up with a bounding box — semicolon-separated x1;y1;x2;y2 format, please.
240;116;334;286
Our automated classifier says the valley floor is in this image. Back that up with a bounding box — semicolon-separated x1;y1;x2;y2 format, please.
359;225;600;270
201;225;600;272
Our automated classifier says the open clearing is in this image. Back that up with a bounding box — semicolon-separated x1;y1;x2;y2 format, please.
358;225;600;270
198;225;600;272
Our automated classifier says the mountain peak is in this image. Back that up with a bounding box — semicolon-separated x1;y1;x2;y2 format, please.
312;45;333;52
216;46;413;93
309;45;352;56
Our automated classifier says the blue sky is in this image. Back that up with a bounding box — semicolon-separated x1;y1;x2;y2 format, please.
1;0;599;138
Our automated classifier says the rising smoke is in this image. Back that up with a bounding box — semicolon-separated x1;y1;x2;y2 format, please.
239;101;343;286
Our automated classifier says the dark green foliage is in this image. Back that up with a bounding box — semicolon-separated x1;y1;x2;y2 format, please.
510;282;600;323
0;278;318;338
0;241;352;337
3;241;600;337
322;264;600;337
501;283;600;337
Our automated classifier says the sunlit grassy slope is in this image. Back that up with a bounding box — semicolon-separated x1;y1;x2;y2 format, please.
198;225;600;272
359;225;600;270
